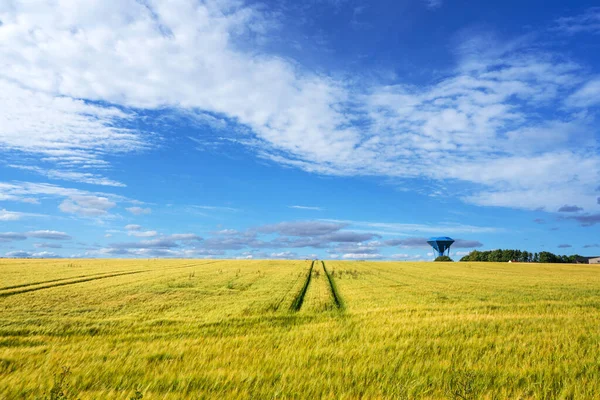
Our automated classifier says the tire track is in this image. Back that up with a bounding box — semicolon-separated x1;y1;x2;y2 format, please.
289;260;315;312
1;270;143;291
0;261;224;298
322;261;345;310
269;261;312;312
0;270;147;297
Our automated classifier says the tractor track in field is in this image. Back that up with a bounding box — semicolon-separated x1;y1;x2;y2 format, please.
0;260;224;298
0;261;212;292
322;261;344;310
0;271;129;291
269;262;313;312
289;260;315;312
0;270;148;297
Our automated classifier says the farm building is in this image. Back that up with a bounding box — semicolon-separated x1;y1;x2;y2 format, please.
575;256;600;264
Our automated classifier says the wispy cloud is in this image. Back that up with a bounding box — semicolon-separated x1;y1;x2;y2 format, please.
424;0;443;10
0;181;140;218
554;7;600;35
0;209;45;221
0;1;599;214
126;207;151;215
289;205;323;211
9;165;125;187
321;219;500;235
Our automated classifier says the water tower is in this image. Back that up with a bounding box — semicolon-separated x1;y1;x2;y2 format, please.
427;237;455;258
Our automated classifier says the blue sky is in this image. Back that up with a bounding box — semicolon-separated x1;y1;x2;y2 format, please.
1;0;599;260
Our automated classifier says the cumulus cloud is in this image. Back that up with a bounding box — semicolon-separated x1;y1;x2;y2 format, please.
125;224;142;231
26;230;71;240
0;231;70;242
384;237;482;248
129;230;158;238
34;242;63;249
566;213;600;226
558;205;583;212
332;242;381;255
0;232;27;242
110;238;179;250
169;233;203;241
5;250;33;258
0;209;25;221
257;221;348;236
126;207;151;215
342;253;383;259
59;195;116;217
4;250;59;258
320;231;380;243
453;239;484;248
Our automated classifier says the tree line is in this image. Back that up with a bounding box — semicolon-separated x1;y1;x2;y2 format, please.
459;249;582;263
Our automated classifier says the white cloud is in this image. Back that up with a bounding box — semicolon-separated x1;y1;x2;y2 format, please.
9;165;125;187
554;7;600;35
566;79;600;108
125;224;142;231
289;205;323;211
169;233;202;241
0;1;599;213
26;230;71;240
0;182;132;219
0;209;33;221
0;80;146;168
424;0;443;10
322;219;500;235
129;230;158;238
190;205;239;212
342;253;383;259
5;250;60;258
126;207;151;215
59;195;116;217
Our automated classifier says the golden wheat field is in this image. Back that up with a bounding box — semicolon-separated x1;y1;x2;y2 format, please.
1;258;600;399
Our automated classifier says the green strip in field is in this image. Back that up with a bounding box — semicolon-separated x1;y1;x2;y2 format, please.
322;261;344;310
299;260;344;313
289;260;314;312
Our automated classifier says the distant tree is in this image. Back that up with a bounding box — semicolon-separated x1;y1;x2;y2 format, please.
458;249;580;264
538;251;557;263
488;249;503;262
435;255;453;262
514;250;522;262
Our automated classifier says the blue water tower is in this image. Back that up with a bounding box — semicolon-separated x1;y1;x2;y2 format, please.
427;237;455;258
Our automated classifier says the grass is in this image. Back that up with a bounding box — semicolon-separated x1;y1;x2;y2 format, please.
1;258;600;398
